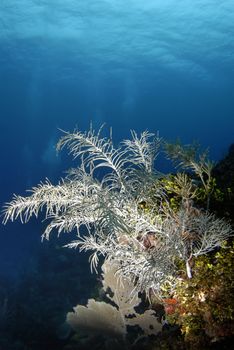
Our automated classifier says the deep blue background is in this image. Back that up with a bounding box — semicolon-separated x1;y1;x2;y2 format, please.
0;0;234;278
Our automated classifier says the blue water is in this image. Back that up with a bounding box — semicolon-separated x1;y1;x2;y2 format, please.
0;0;234;277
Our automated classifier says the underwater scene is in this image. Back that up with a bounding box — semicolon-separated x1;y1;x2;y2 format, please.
0;1;234;349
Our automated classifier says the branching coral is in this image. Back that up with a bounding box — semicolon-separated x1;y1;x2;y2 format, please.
2;125;233;298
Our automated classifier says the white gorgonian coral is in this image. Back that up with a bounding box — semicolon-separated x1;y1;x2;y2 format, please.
2;125;233;296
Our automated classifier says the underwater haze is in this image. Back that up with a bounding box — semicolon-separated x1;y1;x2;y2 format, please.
0;0;234;275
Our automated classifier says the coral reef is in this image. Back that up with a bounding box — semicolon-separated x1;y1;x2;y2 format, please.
163;241;234;349
3;126;232;296
2;125;233;349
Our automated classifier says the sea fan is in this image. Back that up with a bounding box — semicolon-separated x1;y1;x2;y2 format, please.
67;260;162;347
